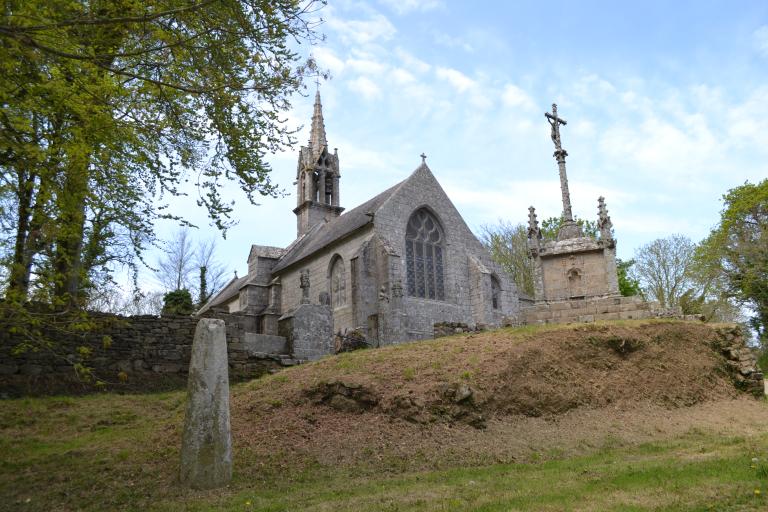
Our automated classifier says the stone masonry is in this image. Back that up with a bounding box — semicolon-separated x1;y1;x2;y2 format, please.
0;310;297;395
523;295;672;324
278;303;334;361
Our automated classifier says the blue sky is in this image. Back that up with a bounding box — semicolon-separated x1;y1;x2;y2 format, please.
156;0;768;283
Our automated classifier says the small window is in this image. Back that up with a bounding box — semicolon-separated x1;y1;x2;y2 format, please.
491;276;501;310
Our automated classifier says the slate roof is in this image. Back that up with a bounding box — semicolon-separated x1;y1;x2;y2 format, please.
248;245;284;261
271;179;406;273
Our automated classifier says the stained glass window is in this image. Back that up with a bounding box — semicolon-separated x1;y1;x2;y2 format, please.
405;209;445;300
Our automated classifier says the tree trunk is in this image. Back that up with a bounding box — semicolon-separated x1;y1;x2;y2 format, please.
7;166;34;302
52;160;89;307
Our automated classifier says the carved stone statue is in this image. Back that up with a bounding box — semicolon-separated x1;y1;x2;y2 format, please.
299;269;310;304
378;284;389;303
391;281;403;298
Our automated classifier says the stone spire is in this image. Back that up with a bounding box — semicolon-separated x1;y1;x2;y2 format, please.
309;89;327;155
597;196;614;240
527;206;541;240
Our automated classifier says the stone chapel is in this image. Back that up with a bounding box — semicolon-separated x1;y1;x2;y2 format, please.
202;90;519;354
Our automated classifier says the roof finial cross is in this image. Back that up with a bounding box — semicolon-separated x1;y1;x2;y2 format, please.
420;152;427;164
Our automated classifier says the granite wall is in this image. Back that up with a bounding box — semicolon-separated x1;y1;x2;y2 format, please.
0;311;294;395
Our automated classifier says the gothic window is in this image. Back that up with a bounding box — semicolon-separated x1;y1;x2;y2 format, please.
330;256;346;307
491;275;501;310
405;208;445;301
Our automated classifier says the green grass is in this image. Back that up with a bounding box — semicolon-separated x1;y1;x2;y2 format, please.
205;431;768;512
1;388;768;511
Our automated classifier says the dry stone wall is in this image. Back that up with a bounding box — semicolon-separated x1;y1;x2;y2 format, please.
0;311;294;395
713;325;764;397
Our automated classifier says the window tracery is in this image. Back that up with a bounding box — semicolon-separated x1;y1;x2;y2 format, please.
330;256;346;307
405;209;445;301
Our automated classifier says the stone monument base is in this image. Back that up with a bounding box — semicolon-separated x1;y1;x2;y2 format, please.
522;295;681;325
278;304;333;361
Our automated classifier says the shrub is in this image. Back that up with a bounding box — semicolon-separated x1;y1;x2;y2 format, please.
162;289;195;315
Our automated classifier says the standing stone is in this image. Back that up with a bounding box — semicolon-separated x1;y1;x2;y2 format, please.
179;318;232;489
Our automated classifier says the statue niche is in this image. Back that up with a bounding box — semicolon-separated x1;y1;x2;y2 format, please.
567;267;584;298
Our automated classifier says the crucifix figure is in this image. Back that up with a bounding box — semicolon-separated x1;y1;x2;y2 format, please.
545;103;567;151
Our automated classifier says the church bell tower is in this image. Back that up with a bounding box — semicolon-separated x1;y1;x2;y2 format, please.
293;90;343;238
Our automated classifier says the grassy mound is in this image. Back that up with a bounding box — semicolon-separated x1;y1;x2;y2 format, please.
3;320;767;511
226;320;754;471
235;320;741;426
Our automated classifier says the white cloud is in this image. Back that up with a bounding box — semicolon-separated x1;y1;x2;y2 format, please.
395;48;431;74
598;115;722;178
432;31;474;52
753;25;768;58
326;12;396;45
313;47;345;76
501;84;535;110
346;57;388;76
379;0;442;15
444;179;631;225
726;86;768;150
572;120;596;138
392;68;416;84
348;76;382;100
436;67;475;93
618;214;701;237
573;74;616;102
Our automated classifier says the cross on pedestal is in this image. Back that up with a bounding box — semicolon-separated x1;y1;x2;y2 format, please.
420;152;427;164
544;103;576;226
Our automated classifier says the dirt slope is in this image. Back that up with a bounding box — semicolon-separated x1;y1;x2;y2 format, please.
230;320;763;470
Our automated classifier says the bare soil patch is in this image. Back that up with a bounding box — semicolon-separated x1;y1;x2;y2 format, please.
229;321;764;471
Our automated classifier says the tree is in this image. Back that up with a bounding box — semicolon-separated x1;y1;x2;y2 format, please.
631;235;696;309
155;228;228;306
697;180;768;341
156;229;196;293
540;216;600;240
616;258;641;297
0;0;324;307
194;237;228;306
479;221;535;297
86;283;164;316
